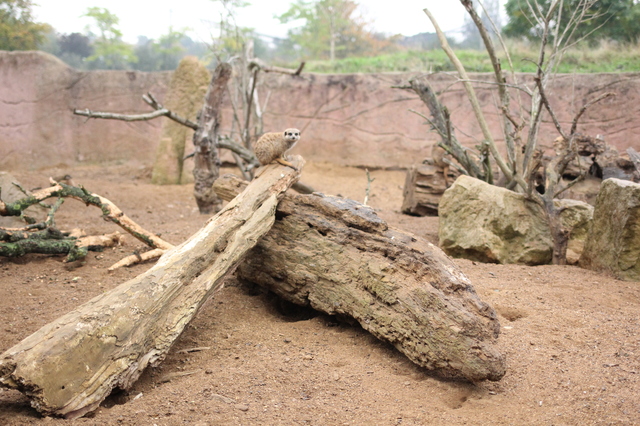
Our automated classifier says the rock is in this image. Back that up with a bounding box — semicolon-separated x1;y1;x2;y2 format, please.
151;56;210;185
438;175;593;265
0;172;47;228
579;178;640;281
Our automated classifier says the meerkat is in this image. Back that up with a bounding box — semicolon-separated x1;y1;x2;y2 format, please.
253;128;301;171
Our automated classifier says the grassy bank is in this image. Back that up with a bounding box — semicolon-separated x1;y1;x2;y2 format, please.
287;41;640;74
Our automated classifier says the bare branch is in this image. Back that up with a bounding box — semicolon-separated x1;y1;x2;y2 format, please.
554;174;586;198
534;75;567;140
142;92;199;130
249;59;306;76
570;92;616;136
73;108;169;122
424;7;520;187
108;248;167;271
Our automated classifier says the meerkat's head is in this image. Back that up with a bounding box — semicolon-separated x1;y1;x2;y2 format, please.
283;128;300;148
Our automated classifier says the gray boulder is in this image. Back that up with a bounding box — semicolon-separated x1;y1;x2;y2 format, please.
0;172;43;228
580;178;640;281
438;175;593;265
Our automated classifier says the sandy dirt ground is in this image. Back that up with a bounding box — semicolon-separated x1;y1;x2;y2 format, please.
0;161;639;425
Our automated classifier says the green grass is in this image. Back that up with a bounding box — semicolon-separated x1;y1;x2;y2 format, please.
282;41;640;74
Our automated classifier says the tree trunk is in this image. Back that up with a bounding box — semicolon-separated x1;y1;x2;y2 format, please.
401;164;448;216
192;62;232;214
214;175;506;382
0;157;304;419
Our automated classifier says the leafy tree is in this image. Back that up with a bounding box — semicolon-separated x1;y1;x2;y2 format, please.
60;32;93;58
134;29;187;71
0;0;50;50
278;0;387;61
504;0;640;43
82;7;137;69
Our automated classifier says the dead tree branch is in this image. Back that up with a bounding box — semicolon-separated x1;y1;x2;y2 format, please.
192;62;233;214
0;179;173;264
249;59;306;76
141;92;199;129
73;108;171;122
570;92;616;136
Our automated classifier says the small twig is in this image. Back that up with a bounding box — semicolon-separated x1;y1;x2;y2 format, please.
363;169;375;206
159;369;202;383
554;174;586;198
108;248;167;271
176;347;211;354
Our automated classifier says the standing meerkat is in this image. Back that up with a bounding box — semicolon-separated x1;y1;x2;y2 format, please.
254;128;301;171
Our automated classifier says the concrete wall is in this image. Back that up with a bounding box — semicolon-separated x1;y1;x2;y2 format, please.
2;51;640;171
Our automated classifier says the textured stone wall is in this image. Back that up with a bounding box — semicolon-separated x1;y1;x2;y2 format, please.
1;51;639;171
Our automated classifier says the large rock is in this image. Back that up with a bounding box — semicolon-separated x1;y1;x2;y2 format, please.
580;178;640;281
438;176;593;265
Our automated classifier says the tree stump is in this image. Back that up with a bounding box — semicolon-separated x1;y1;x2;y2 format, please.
215;175;506;382
401;163;448;216
0;157;304;418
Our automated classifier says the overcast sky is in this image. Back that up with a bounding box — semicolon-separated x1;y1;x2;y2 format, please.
33;1;500;44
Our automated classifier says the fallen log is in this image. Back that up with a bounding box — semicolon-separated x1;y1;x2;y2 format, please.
214;175;506;382
0;156;304;419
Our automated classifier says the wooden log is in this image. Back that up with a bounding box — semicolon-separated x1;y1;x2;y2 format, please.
0;157;304;419
214;175;506;382
401;164;448;216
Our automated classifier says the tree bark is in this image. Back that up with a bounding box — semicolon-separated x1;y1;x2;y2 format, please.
192;62;232;214
401;164;449;216
0;157;304;419
214;175;506;382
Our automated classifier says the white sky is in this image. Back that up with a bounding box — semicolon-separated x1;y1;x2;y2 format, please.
33;1;492;44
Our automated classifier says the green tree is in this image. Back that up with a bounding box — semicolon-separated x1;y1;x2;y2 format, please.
135;28;188;71
278;0;381;61
0;0;50;50
82;7;137;69
504;0;640;43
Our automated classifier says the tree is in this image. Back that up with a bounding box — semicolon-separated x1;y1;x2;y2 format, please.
59;32;93;58
82;7;137;69
418;0;615;265
504;0;640;43
0;0;50;50
134;29;187;71
461;0;502;49
278;0;379;61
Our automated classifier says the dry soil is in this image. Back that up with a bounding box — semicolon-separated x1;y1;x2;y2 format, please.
0;162;638;425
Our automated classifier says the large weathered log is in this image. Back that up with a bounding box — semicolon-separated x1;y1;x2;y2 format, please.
214;175;506;382
0;157;304;419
